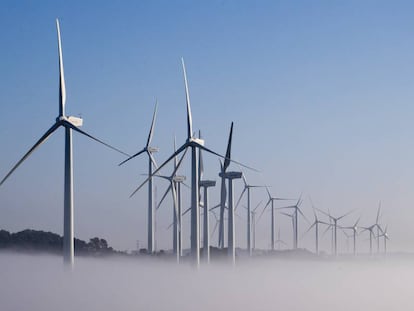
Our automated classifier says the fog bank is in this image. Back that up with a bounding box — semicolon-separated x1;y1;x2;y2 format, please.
0;252;412;311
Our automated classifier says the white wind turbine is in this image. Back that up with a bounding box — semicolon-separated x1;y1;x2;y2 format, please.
278;197;308;249
258;188;293;251
234;175;266;255
129;59;252;266
0;19;129;267
154;147;188;262
242;201;262;254
119;103;158;254
302;208;329;255
340;217;360;256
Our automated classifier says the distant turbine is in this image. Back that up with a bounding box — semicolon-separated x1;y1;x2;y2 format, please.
258;188;293;251
360;225;376;255
316;208;353;256
248;201;262;252
119;102;159;254
278;196;308;249
154;146;187;262
275;228;287;250
234;174;266;255
302;208;329;255
340;217;360;256
0;19;129;268
280;211;295;249
378;225;389;255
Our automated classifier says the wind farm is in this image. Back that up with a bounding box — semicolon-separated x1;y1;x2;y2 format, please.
2;2;414;310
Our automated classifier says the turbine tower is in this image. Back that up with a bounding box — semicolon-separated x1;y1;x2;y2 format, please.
200;180;216;263
234;175;266;255
0;19;128;268
119;103;158;254
219;171;242;264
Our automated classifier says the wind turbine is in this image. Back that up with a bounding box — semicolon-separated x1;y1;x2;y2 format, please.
249;201;262;252
129;60;252;266
360;224;376;255
279;211;295;249
258;188;292;251
340;217;360;256
154;145;188;262
278;197;308;249
119;102;158;254
302;209;329;255
274;228;287;250
316;208;353;256
218;123;233;249
234;174;266;255
378;225;389;254
0;19;129;268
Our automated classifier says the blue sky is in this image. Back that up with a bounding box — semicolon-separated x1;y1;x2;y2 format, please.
1;1;414;252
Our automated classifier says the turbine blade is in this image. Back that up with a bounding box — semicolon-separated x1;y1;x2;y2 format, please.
146;101;158;148
209;203;221;211
0;122;61;186
181;58;193;140
118;148;146;166
65;122;130;157
130;143;188;198
56;19;66;117
253;200;263;212
212;221;219;237
224;122;233;171
315;208;331;219
156;183;173;210
337;209;354;221
234;187;247;210
196;143;258;172
257;200;271;223
376;202;381;224
148;151;158;169
173;135;178;169
297;207;310;224
302;222;316;238
182;206;191;216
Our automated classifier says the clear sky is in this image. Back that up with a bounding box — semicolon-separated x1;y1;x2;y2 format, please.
1;1;414;252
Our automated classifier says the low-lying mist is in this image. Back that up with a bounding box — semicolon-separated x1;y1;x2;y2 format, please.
0;252;412;311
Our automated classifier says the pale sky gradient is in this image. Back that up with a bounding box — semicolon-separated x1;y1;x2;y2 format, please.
1;1;414;252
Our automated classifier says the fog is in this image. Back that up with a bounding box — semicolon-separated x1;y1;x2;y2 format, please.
1;252;412;311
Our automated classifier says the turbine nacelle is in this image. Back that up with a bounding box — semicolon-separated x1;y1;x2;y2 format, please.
188;137;205;146
147;146;159;153
57;115;83;127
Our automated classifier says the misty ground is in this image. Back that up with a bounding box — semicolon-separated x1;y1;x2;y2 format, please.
0;251;412;311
